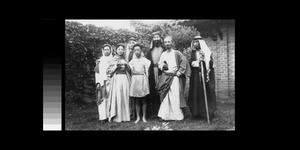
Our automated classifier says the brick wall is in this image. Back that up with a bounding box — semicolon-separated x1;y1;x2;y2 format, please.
203;23;235;100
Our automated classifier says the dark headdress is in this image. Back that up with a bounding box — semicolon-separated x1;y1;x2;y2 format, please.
150;31;164;50
132;43;143;50
129;37;136;42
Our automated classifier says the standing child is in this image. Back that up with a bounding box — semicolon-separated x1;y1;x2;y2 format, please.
129;44;151;123
94;44;113;122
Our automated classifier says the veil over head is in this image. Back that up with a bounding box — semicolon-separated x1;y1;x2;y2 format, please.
190;35;213;73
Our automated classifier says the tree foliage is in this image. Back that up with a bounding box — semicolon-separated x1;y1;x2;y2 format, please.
130;20;200;51
65;20;200;105
65;21;137;105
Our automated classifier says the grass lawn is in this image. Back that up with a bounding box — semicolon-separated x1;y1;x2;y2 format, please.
65;98;235;131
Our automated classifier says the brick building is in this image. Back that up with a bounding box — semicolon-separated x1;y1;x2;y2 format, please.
181;20;235;100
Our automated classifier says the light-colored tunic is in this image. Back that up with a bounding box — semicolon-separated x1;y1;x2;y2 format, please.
95;56;112;120
157;50;184;120
129;57;151;97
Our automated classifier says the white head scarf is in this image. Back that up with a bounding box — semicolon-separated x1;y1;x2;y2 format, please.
97;44;113;86
101;44;113;59
191;36;212;72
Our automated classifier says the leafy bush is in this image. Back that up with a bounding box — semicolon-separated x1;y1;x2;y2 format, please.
130;20;200;51
65;20;200;106
65;21;138;105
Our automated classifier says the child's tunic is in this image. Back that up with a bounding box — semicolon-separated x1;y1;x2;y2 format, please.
129;57;151;97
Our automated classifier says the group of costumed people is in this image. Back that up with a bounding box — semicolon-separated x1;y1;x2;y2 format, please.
94;31;217;123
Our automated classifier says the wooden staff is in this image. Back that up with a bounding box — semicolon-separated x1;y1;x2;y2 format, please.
200;60;210;124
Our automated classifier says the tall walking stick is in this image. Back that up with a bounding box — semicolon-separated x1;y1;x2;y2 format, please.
200;60;210;123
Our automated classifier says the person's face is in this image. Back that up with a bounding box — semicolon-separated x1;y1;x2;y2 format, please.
153;35;162;47
164;37;173;49
103;46;111;56
193;40;200;49
134;46;142;57
153;35;161;41
129;40;136;49
116;46;124;56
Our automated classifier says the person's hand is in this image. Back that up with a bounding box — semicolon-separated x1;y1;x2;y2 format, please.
162;64;168;71
176;71;182;77
120;60;127;64
199;52;205;61
191;61;199;67
124;62;130;67
116;63;121;69
96;83;100;89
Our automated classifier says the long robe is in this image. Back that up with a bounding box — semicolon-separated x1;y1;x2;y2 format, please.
95;56;112;121
106;56;131;122
188;50;217;119
156;49;191;120
144;46;164;118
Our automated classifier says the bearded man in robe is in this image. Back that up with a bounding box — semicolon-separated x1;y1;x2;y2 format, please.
144;31;165;119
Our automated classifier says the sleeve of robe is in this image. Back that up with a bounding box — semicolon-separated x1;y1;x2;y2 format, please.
176;51;191;78
144;58;151;77
95;59;101;84
158;52;165;71
94;59;100;73
176;51;186;76
175;50;191;108
107;62;117;78
129;59;135;72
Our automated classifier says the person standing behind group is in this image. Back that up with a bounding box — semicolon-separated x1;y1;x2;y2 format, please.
125;37;137;62
125;37;138;120
129;44;151;123
107;43;131;122
94;44;113;122
144;31;165;118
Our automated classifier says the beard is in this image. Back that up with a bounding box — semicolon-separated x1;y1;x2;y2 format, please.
153;40;161;47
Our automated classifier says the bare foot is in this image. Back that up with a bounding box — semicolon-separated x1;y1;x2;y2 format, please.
142;117;147;123
135;118;140;124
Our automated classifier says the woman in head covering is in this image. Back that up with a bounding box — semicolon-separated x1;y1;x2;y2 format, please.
94;44;113;122
106;43;132;122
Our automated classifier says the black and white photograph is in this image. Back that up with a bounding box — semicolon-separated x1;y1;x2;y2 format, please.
64;19;235;131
